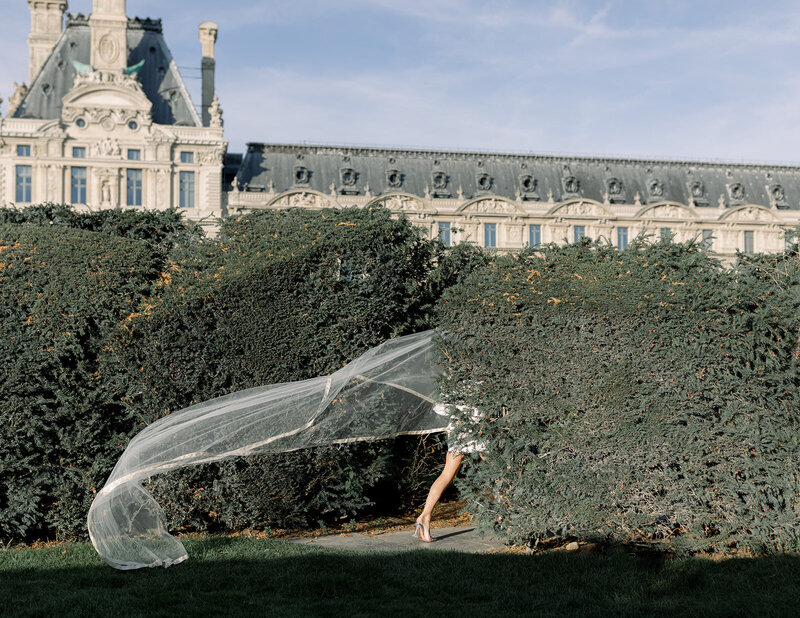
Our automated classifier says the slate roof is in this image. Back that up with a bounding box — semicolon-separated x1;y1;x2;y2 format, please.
12;14;199;126
235;143;800;210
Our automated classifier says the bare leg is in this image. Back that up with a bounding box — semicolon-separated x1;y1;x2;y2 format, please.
415;452;464;542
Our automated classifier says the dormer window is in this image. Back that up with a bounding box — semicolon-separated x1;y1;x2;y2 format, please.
340;168;356;186
563;176;579;194
386;169;402;188
294;166;310;185
520;175;536;193
432;171;447;191
476;173;493;192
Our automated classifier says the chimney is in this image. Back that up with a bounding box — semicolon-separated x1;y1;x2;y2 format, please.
89;0;128;72
198;21;218;127
27;1;68;85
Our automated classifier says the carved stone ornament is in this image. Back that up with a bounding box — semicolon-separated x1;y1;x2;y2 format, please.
209;94;223;128
647;204;685;220
558;201;605;217
769;184;785;204
690;181;705;198
200;146;225;164
520;174;537;193
7;82;27;116
464;197;519;215
607;177;623;195
91;136;121;158
563;176;579;194
340;168;357;186
378;194;426;212
98;34;121;64
728;183;745;201
432;171;447;191
293;166;310;185
386;169;402;188
476;173;492;192
272;191;332;209
648;179;664;197
724;206;775;222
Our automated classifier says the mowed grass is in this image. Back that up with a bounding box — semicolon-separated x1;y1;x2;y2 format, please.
3;536;800;617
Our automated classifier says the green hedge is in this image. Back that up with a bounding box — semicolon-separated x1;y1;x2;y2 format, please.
0;224;162;540
438;236;800;554
105;207;466;531
0;205;480;542
0;203;203;265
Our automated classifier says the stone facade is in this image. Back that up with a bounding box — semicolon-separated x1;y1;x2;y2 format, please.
3;1;800;257
0;1;226;233
228;143;800;261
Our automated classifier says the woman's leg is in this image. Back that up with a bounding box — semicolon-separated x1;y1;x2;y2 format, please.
415;452;464;542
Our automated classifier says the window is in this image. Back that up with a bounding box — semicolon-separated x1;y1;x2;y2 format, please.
573;225;586;242
484;223;496;248
15;165;32;202
179;171;195;208
438;222;451;247
127;149;141;161
617;226;628;250
743;230;754;254
126;169;142;206
16;145;31;157
72;147;86;158
71;167;87;204
660;227;671;241
528;224;541;249
180;151;194;164
701;229;713;250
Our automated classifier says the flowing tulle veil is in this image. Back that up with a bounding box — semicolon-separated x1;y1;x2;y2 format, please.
88;330;446;569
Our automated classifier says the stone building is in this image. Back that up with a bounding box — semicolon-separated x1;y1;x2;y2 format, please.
0;1;226;232
228;143;800;260
3;1;800;258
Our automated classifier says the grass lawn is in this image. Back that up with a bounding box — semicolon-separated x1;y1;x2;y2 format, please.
3;535;800;617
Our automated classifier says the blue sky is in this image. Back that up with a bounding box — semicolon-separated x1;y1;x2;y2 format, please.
2;1;800;163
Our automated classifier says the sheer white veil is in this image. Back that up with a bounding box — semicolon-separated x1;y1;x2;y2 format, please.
88;330;445;569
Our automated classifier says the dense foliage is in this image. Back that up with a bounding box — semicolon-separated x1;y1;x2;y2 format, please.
438;236;800;554
106;207;462;531
0;223;161;540
0;205;477;542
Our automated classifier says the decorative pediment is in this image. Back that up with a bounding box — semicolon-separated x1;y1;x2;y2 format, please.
267;190;338;209
367;193;434;214
62;71;152;127
458;196;525;216
718;205;780;223
635;202;697;220
546;199;611;218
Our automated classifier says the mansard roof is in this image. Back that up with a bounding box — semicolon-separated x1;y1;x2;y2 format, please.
12;14;199;126
236;142;800;211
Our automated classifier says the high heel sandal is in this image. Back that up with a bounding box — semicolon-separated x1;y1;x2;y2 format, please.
413;521;433;542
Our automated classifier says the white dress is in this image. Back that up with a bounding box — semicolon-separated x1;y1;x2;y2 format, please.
433;402;486;454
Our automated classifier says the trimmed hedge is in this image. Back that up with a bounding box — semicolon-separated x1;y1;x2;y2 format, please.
0;205;480;541
0;203;203;265
438;236;800;554
104;207;466;531
0;224;162;540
